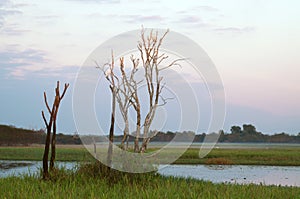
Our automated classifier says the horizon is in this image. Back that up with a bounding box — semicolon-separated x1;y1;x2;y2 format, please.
0;0;300;135
2;123;299;136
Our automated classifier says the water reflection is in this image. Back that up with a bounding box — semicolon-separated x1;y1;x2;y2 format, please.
0;161;34;170
158;165;300;187
0;160;75;178
204;165;232;170
1;160;299;187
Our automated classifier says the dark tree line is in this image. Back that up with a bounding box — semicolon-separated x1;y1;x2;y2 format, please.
215;124;300;143
1;123;299;146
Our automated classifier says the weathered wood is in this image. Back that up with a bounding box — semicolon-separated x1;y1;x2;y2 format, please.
107;53;116;168
50;82;69;171
42;81;69;179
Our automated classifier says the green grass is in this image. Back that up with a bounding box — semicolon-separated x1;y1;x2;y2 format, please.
175;148;300;166
0;164;299;199
1;146;300;166
0;147;93;162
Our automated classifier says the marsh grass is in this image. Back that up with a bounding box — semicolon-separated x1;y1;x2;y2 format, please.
0;147;93;162
205;157;233;165
0;163;299;199
175;148;300;166
1;146;300;166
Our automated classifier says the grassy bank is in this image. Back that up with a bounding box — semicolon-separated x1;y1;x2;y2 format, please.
0;146;92;162
1;145;300;166
175;147;300;166
0;164;299;199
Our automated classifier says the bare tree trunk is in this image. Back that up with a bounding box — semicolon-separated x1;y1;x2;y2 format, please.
141;113;151;152
120;118;129;150
42;124;52;179
42;92;56;180
134;104;141;152
107;85;116;168
106;53;116;168
50;119;56;171
50;83;68;171
50;95;59;171
126;134;129;150
93;139;97;158
41;81;69;179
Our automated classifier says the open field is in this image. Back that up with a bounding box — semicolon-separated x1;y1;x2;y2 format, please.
0;164;300;199
1;144;300;166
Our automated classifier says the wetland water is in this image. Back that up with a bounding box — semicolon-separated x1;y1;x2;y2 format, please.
1;160;299;187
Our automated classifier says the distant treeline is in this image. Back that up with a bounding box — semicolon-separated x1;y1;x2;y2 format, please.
0;124;299;146
0;125;81;146
217;124;300;143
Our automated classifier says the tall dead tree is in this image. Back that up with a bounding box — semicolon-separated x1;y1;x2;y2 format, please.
98;52;117;168
119;56;141;152
41;81;69;179
116;57;130;150
138;29;181;153
118;57;138;150
96;29;180;156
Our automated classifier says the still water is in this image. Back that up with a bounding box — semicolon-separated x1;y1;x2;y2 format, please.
0;161;76;178
1;160;299;187
158;164;300;187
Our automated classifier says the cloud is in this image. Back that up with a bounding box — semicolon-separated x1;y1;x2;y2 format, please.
178;16;202;24
194;6;219;12
176;16;211;28
124;15;164;23
0;1;22;28
177;5;219;15
213;26;255;34
85;13;164;24
174;12;255;35
0;23;29;35
34;15;59;20
34;65;80;79
65;0;120;3
0;9;22;28
10;3;31;8
0;48;47;65
0;9;21;15
174;5;255;36
0;47;48;78
0;0;10;7
0;47;80;79
173;15;211;30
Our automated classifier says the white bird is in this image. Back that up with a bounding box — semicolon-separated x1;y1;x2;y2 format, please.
105;68;111;78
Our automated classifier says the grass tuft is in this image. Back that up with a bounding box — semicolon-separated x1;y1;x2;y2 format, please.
205;157;233;165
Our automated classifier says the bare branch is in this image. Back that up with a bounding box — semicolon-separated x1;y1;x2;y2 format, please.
157;29;169;51
43;92;51;114
158;58;184;71
60;83;70;100
41;111;48;127
158;95;174;107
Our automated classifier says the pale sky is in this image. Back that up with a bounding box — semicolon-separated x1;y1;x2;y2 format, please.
0;0;300;134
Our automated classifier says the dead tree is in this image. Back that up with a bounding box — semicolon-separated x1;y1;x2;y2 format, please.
50;82;69;171
117;57;133;150
119;56;141;152
106;56;117;168
41;81;69;179
138;29;181;153
97;52;117;167
96;29;181;156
